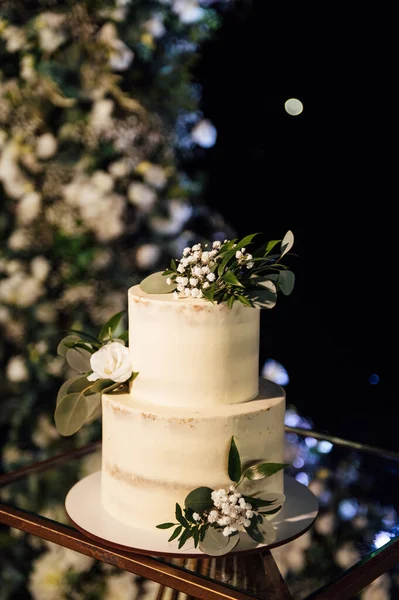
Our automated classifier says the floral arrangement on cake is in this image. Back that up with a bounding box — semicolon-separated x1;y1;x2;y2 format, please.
54;311;137;436
140;230;295;308
157;436;287;555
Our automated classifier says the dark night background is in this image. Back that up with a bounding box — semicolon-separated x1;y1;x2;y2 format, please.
190;1;397;452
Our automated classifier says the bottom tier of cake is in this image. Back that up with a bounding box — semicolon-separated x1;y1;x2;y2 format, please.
101;378;286;531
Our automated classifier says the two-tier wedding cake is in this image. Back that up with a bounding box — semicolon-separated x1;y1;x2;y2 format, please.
56;230;295;554
102;285;286;531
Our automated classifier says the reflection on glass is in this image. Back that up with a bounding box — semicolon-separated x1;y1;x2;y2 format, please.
1;420;399;600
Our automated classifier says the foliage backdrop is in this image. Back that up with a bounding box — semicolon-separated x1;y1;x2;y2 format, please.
0;0;236;597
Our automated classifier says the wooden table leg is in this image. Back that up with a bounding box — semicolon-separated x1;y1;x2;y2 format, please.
158;550;293;600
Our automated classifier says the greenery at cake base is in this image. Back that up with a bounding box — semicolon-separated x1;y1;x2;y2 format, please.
156;436;287;556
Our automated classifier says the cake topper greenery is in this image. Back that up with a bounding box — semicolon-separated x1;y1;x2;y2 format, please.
157;436;287;556
54;311;137;437
140;230;295;308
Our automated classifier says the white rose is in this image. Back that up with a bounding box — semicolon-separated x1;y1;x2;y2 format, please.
87;342;132;383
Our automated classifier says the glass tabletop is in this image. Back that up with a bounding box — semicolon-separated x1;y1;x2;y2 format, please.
1;414;399;600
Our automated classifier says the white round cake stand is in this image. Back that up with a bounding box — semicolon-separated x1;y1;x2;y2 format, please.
65;473;319;557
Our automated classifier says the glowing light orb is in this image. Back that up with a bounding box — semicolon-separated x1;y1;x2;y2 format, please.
261;358;289;385
284;98;304;116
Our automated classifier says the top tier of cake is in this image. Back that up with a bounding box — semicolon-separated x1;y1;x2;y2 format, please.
128;284;260;408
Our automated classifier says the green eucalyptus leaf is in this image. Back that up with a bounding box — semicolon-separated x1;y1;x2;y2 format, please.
85;394;102;423
227;295;235;309
156;522;176;529
54;392;88;436
56;375;88;405
236;295;252;307
175;503;189;528
103;381;125;394
228;436;241;483
65;347;92;373
247;283;277;309
67;375;93;394
140;271;176;294
245;515;277;546
281;230;294;257
193;527;200;548
184;487;214;513
130;371;139;383
219;238;238;253
168;526;182;542
68;329;100;344
199;525;207;542
202;284;216;302
117;331;128;343
264;239;280;256
243;462;288;481
277;270;295;295
235;233;259;249
199;528;239;556
184;507;195;522
56;375;88;406
243;496;278;509
259;505;283;516
221;270;244;287
57;334;81;357
178;527;193;549
217;248;237;277
71;341;96;353
99;311;125;341
84;392;102;422
87;378;116;393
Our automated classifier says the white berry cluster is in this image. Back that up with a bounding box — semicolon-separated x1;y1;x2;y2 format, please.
193;486;254;537
166;240;254;299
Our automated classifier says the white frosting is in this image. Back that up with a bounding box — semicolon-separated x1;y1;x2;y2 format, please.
102;378;286;530
128;285;260;407
100;283;287;533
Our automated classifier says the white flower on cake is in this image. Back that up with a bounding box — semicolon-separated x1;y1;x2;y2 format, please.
54;312;138;437
140;230;295;309
87;341;133;383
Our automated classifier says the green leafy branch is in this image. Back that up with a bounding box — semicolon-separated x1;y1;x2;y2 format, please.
156;436;287;556
54;311;137;437
141;230;296;309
